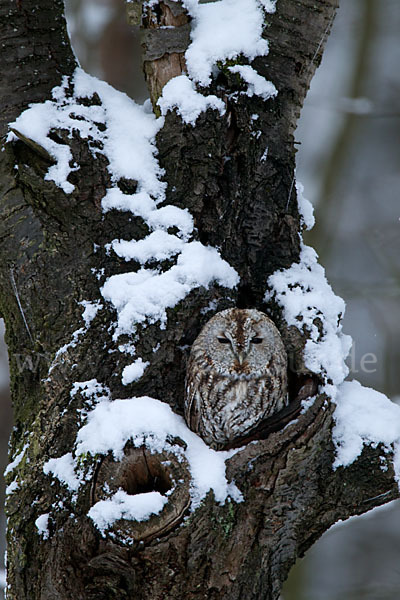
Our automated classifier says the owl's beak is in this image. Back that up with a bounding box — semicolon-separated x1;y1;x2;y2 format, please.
237;351;246;365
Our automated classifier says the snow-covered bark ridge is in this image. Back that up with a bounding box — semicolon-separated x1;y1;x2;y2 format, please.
158;0;278;124
8;67;239;375
266;183;400;478
43;382;242;539
266;183;352;396
8;65;242;537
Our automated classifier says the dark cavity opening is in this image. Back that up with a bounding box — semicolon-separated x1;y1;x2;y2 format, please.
119;450;172;496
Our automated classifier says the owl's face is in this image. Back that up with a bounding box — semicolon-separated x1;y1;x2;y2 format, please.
195;309;284;378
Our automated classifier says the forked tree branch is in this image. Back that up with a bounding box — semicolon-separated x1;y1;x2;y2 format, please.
1;1;398;599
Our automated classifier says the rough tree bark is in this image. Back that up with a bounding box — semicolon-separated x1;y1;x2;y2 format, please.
0;1;398;599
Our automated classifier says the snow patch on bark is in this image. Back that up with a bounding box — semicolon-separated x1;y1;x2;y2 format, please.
228;65;278;100
43;392;243;536
267;184;400;479
158;75;225;125
184;0;270;86
35;514;50;540
266;241;352;396
8;68;239;383
158;0;277;122
333;380;400;480
88;490;169;533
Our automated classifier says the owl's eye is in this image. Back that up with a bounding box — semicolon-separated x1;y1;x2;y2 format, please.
251;337;263;344
217;337;230;344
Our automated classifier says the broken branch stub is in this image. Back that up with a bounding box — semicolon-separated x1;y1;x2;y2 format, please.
127;0;191;112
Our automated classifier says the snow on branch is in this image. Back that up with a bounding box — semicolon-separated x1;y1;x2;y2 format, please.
7;62;243;535
8;67;239;372
44;387;243;538
158;0;278;123
266;183;400;481
333;380;400;478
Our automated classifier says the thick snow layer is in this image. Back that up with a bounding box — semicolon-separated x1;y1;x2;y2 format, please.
35;513;50;539
184;0;270;86
266;243;352;394
266;184;351;397
109;230;185;264
44;394;243;536
333;380;400;479
228;65;278;100
8;68;165;199
88;490;168;533
158;75;225;125
102;241;239;335
158;0;277;123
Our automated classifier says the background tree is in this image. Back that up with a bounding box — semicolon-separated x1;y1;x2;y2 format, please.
1;1;400;599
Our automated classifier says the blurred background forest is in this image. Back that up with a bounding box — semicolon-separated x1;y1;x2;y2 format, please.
1;0;399;597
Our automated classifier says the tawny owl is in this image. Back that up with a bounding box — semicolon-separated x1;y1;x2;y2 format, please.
184;308;288;449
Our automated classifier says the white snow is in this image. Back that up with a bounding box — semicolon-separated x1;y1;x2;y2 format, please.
5;481;19;496
258;0;276;10
49;301;103;375
44;452;81;492
260;146;268;162
4;442;29;476
157;0;277;123
8;69;165;199
158;75;225;125
102;189;194;239
88;489;168;533
70;378;110;402
35;513;50;539
0;569;5;590
296;180;315;231
266;243;352;394
101;241;239;335
333;380;400;479
8;100;76;193
110;230;185;264
122;358;149;386
228;65;277;100
79;300;102;327
184;0;270;86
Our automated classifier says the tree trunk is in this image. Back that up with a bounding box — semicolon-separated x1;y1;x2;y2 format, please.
1;1;398;599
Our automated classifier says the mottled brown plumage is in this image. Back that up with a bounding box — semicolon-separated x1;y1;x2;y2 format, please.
184;309;288;449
